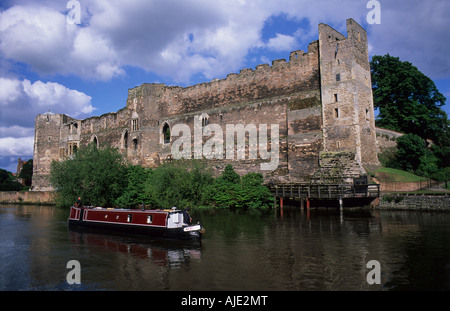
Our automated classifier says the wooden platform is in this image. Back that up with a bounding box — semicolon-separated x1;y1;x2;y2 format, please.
269;184;380;200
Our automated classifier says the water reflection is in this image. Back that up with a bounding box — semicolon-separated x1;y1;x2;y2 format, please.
1;205;450;290
68;230;202;268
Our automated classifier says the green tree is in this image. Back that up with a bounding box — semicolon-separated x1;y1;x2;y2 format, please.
371;54;448;144
0;168;23;191
220;164;241;184
115;165;153;209
205;165;273;209
205;177;239;209
143;161;213;209
389;133;438;177
431;167;450;188
50;143;127;207
236;172;273;209
18;159;33;187
430;132;450;168
205;165;240;209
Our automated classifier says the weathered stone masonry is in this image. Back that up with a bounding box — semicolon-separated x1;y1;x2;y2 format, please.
32;19;379;191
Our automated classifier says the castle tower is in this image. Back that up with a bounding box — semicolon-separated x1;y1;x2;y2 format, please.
31;112;79;190
318;18;379;172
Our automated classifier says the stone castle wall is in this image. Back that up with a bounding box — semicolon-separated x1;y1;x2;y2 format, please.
32;18;379;191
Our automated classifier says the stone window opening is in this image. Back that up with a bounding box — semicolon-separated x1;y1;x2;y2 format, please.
70;123;78;134
91;135;98;148
59;148;66;159
334;94;338;102
162;123;170;144
201;116;208;127
132;119;139;131
132;138;138;151
69;142;78;156
336;73;341;82
123;130;128;149
334;108;340;118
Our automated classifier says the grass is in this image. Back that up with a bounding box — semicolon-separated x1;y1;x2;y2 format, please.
372;167;429;183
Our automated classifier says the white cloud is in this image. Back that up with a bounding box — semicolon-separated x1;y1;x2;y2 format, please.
0;126;34;138
0;137;34;156
0;77;94;129
0;5;123;80
0;1;274;82
22;79;94;115
0;78;22;104
0;77;93;158
265;33;298;52
0;0;449;82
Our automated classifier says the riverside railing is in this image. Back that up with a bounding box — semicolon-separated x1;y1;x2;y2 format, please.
269;184;380;199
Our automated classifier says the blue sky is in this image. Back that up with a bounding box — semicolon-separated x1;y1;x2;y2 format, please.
1;0;449;173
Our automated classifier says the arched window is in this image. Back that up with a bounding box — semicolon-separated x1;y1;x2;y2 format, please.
201;116;208;127
131;112;139;131
123;131;128;149
132;138;138;150
132;119;139;131
162;123;170;144
90;135;98;148
69;143;78;155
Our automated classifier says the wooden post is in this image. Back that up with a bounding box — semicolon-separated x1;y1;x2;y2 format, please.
306;197;310;220
280;197;284;209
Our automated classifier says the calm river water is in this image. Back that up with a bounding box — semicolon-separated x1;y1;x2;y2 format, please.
1;204;450;291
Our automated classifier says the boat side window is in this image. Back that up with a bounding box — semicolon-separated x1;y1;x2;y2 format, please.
127;214;132;222
147;215;153;224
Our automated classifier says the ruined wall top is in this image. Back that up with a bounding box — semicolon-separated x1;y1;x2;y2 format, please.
126;40;320;118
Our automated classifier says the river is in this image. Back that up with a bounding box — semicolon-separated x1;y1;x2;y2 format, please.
1;204;449;291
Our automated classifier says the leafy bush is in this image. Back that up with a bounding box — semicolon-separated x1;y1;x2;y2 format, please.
50;145;273;210
50;143;127;207
0;168;24;191
114;165;153;209
386;133;439;178
205;165;273;209
143;161;214;210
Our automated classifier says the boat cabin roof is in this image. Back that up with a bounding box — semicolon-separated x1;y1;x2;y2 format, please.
77;206;185;213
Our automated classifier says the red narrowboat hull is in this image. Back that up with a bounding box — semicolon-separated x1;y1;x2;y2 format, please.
68;206;204;240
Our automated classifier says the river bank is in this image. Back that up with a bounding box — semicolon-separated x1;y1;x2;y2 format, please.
1;190;449;211
376;193;450;211
0;191;55;205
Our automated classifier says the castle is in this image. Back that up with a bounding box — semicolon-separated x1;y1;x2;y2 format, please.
31;19;379;191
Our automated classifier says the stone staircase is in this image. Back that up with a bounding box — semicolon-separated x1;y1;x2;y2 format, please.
310;151;364;184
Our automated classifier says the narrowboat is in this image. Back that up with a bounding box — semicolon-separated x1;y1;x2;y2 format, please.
68;206;204;240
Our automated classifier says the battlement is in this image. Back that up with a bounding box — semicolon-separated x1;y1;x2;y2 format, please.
125;40;320;118
129;40;319;95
